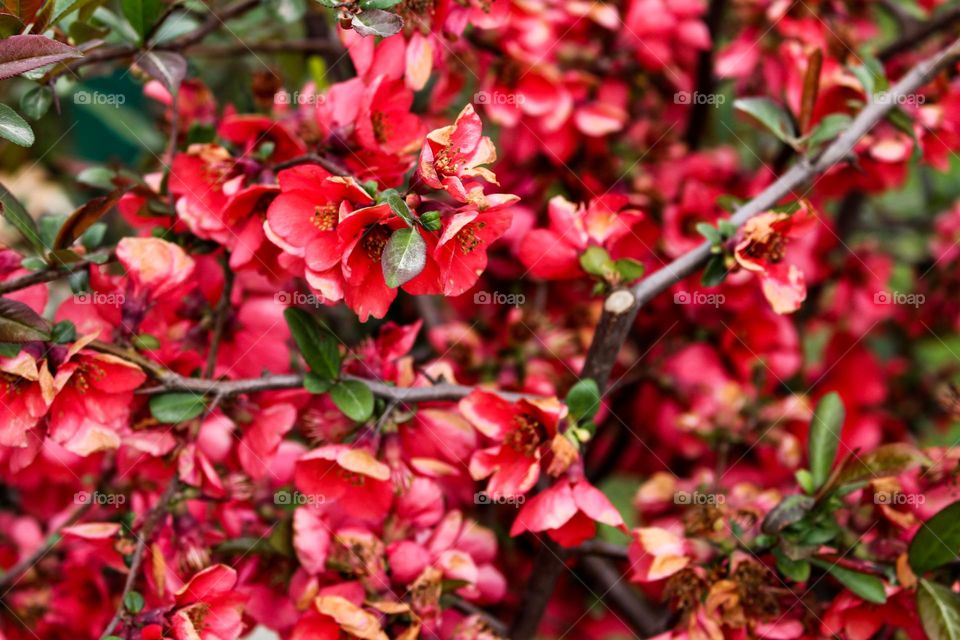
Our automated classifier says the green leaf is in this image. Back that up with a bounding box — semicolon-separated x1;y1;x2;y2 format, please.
0;181;44;253
149;393;206;424
330;380;374;422
761;494;815;534
565;379;600;423
614;258;645;283
350;8;402;37
0;103;34;147
774;548;810;582
909;501;960;575
918;579;960;640
811;560;886;604
20;85;52;120
303;372;332;394
383;190;414;225
805;114;852;153
809;392;844;490
0;298;51;342
381;227;427;288
120;0;161;41
795;469;814;494
135;51;186;96
701;254;728;287
50;320;76;344
360;0;401;8
0;342;21;357
283;308;341;381
123;590;145;613
579;246;615;279
734;97;796;144
77;167;118;190
833;443;928;488
696;222;721;245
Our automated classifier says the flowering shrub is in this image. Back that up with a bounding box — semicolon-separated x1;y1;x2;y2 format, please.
0;1;959;640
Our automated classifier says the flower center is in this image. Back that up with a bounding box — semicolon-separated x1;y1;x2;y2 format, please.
361;225;392;261
505;413;545;455
313;204;338;231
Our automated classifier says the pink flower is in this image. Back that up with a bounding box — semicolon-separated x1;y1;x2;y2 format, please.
734;204;813;315
116;237;196;302
171;565;247;640
628;527;691;583
460;391;567;498
510;478;625;547
417;104;499;200
294;445;394;523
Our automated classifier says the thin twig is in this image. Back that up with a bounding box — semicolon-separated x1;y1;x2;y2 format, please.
446;595;510;637
100;476;179;639
0;250;114;296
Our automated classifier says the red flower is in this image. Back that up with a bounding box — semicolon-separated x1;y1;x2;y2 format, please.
171;565;247;640
510;477;625;547
460;391;567;499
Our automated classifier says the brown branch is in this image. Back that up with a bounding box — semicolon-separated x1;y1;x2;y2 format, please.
272;153;350;176
157;0;261;51
508;36;960;640
188;39;341;56
100;476;179;639
879;5;960;60
0;250;114;296
685;0;727;149
446;595;509;637
573;539;629;560
0;501;92;591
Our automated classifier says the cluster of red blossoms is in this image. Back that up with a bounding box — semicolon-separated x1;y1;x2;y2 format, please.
1;0;960;639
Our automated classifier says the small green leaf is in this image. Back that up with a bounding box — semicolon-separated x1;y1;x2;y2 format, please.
77;167;119;190
0;342;21;357
0;182;44;254
0;104;34;147
0;298;51;342
20;86;52;120
579;246;615;279
701;254;728;287
283;308;341;381
419;210;441;232
909;501;960;575
566;379;600;423
381;227;427;288
809;392;844;490
123;590;145;613
360;0;401;8
834;443;928;488
304;372;332;394
918;579;960;640
774;548;810;582
50;320;76;344
761;494;815;534
696;222;721;245
330;380;374;422
132;334;160;351
614;258;645;283
350;8;403;37
383;190;414;225
811;560;886;604
121;0;162;41
805;114;851;153
795;469;814;494
734;97;796;144
717;219;737;238
149;393;206;424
